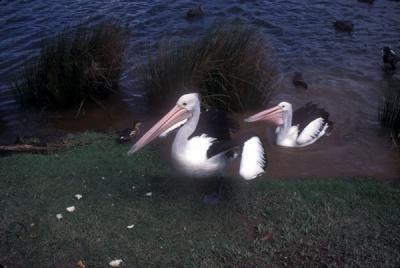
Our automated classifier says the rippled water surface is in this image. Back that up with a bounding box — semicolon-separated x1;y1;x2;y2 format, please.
1;0;400;177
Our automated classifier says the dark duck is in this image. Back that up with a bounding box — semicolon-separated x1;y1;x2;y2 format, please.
116;121;142;144
186;4;204;19
383;47;399;71
333;20;353;33
292;72;308;89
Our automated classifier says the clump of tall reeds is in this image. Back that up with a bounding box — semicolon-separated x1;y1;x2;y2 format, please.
380;82;400;147
140;25;278;111
14;22;128;110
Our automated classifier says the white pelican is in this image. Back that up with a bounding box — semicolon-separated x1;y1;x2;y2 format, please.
245;101;332;148
128;93;267;204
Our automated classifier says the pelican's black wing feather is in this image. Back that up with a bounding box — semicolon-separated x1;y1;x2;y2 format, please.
206;132;262;159
292;102;333;133
189;110;239;141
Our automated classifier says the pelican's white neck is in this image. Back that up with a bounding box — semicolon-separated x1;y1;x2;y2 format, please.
276;109;293;143
172;105;201;152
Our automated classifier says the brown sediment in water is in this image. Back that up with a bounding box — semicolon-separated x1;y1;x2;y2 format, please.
47;96;136;132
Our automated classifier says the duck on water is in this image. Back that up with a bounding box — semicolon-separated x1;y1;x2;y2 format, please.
383;46;399;71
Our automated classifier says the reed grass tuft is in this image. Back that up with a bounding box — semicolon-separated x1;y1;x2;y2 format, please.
379;81;400;146
140;25;278;112
14;23;128;110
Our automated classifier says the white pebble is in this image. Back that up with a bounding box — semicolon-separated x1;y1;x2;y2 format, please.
131;186;136;190
101;176;105;180
66;206;76;213
145;192;152;197
56;214;63;220
127;224;135;229
109;259;123;267
75;194;83;200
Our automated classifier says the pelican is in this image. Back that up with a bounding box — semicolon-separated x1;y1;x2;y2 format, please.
128;93;267;204
245;102;332;148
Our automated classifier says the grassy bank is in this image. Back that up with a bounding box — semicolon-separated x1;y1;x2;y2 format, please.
0;133;399;267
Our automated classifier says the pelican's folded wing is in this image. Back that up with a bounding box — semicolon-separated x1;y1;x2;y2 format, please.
296;118;328;146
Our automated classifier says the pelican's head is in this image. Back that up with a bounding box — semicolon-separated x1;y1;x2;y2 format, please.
127;93;199;155
277;101;292;113
244;101;292;126
176;93;200;112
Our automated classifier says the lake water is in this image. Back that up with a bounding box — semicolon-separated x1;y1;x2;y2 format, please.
1;0;400;178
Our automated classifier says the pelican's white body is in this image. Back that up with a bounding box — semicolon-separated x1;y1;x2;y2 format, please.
276;119;328;147
275;103;329;148
169;94;265;180
172;134;229;178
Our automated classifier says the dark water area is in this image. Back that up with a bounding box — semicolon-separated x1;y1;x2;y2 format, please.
1;0;400;178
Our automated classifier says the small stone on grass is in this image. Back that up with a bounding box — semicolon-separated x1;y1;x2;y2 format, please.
109;259;123;267
66;206;76;212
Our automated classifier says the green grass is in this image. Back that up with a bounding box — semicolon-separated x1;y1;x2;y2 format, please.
141;24;278;112
13;23;128;110
1;133;399;267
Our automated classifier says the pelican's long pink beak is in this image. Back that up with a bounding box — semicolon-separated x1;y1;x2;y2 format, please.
244;105;284;125
127;105;191;155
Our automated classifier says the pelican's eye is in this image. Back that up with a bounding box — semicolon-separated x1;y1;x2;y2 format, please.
182;102;187;106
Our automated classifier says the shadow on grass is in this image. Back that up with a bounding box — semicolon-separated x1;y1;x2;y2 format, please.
140;24;279;112
0;133;399;267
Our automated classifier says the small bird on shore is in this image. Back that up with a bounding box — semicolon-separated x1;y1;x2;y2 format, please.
292;72;308;89
245;102;333;148
333;20;353;33
383;47;399;71
116;121;141;144
186;4;204;19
